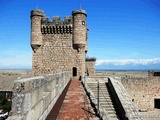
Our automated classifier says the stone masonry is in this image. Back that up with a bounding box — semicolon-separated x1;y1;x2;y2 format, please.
121;76;160;111
86;57;96;76
30;9;96;79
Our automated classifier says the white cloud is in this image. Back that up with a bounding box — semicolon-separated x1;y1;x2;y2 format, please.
96;58;160;66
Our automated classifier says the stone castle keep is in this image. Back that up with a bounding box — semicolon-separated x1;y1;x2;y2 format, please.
30;9;96;78
8;8;160;120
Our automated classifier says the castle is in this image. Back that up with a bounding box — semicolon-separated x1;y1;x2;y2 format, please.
30;9;96;78
8;8;160;120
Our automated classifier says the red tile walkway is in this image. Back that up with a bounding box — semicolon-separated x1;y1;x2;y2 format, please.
56;80;97;120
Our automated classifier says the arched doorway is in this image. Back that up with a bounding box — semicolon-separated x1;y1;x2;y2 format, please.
73;67;77;77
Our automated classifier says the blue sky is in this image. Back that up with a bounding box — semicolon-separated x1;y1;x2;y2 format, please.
0;0;160;70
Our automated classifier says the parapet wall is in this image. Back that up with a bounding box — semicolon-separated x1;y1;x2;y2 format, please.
109;77;141;120
121;76;160;111
8;72;71;120
85;58;96;76
41;16;72;34
148;70;160;77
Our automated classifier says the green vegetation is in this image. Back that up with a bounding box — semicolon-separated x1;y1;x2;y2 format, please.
0;95;12;113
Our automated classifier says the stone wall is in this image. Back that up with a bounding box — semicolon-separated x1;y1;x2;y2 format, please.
8;72;71;120
121;76;160;111
148;70;160;77
34;33;74;75
86;58;96;76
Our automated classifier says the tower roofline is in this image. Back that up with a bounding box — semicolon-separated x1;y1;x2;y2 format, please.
72;10;87;17
30;9;45;18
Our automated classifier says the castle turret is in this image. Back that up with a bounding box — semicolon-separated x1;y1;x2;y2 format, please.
71;10;87;79
30;10;45;52
72;10;87;51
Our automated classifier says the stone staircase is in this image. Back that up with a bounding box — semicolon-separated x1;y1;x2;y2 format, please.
87;82;121;120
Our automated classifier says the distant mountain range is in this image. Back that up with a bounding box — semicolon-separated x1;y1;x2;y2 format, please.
96;62;160;71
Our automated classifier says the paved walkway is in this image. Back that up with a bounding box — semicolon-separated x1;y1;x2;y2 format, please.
56;80;97;120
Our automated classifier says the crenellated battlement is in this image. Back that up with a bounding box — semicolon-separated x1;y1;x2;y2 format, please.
41;16;72;25
41;16;72;34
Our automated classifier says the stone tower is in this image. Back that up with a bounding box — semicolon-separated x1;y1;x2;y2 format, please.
30;10;44;52
30;9;96;79
72;10;87;78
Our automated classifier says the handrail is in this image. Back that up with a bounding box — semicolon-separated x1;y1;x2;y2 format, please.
82;76;111;120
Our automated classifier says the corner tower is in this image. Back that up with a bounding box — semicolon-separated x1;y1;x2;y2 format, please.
30;10;44;52
72;10;87;79
72;10;87;51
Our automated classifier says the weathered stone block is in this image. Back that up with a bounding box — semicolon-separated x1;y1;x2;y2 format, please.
22;93;31;114
43;92;51;110
31;87;43;108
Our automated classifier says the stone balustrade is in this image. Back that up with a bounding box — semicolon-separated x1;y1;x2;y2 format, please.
108;77;141;120
8;72;71;120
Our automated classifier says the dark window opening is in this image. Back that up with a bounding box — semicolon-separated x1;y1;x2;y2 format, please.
154;99;160;109
73;67;77;76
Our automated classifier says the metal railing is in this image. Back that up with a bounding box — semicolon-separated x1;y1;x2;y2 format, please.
82;76;111;120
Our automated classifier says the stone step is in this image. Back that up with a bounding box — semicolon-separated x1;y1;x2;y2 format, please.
89;89;108;91
94;94;110;97
89;86;106;88
90;90;109;93
100;102;113;106
110;115;119;120
87;84;106;86
87;84;106;87
93;92;110;97
92;118;100;120
96;97;111;100
95;98;112;101
105;106;119;111
88;85;107;87
88;86;107;88
104;106;120;112
94;91;108;94
87;82;120;119
104;106;115;111
87;82;106;84
107;110;116;115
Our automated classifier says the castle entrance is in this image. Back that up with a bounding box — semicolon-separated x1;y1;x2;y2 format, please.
154;99;160;109
73;67;77;76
